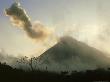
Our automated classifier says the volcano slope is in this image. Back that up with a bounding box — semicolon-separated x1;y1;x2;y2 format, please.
38;36;110;71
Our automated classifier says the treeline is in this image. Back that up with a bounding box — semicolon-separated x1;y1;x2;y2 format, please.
0;62;110;82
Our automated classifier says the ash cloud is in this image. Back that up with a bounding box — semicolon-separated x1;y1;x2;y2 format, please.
5;2;53;42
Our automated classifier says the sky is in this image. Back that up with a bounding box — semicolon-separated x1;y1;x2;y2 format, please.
1;0;110;57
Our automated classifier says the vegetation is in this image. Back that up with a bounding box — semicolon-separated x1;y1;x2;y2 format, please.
0;62;110;82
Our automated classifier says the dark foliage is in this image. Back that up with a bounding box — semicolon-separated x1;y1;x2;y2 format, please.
0;62;110;82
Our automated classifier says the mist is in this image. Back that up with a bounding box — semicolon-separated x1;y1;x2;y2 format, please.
49;0;110;57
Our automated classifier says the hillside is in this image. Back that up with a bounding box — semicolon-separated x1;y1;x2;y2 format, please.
38;36;110;71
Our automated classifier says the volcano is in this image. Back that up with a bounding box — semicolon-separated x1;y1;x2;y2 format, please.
37;36;110;71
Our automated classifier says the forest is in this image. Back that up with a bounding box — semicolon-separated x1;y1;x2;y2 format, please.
0;62;110;82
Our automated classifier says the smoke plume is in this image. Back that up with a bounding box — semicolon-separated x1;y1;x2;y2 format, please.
5;2;53;42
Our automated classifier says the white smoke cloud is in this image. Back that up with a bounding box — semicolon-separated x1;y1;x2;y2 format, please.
5;2;55;42
5;2;58;57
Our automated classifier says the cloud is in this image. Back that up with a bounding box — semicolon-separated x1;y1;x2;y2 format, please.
5;2;31;28
5;2;53;42
24;21;52;41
